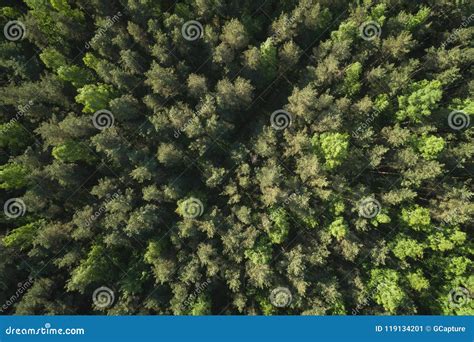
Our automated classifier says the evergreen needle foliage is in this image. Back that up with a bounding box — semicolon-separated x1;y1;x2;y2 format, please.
0;0;472;315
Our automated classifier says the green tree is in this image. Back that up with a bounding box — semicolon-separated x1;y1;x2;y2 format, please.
3;220;44;250
312;132;350;169
267;207;290;244
328;217;348;241
343;62;362;96
75;84;117;113
0;163;29;189
401;205;431;231
391;235;424;260
52;141;94;163
369;269;406;314
415;134;445;160
396;80;442;122
259;38;277;81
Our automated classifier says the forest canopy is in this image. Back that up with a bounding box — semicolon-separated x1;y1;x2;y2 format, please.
0;0;473;315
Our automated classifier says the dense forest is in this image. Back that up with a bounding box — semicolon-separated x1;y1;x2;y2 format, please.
0;0;473;315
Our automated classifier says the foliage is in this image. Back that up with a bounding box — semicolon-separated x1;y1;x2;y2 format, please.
0;0;472;316
328;217;348;241
259;38;278;81
396;80;442;122
3;220;44;250
75;84;117;113
415;134;445;160
391;235;424;260
57;65;93;88
245;238;272;265
0;163;29;189
268;207;290;244
312;133;350;169
0;122;31;151
369;269;405;314
401;206;431;231
52;141;94;163
343;62;362;96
